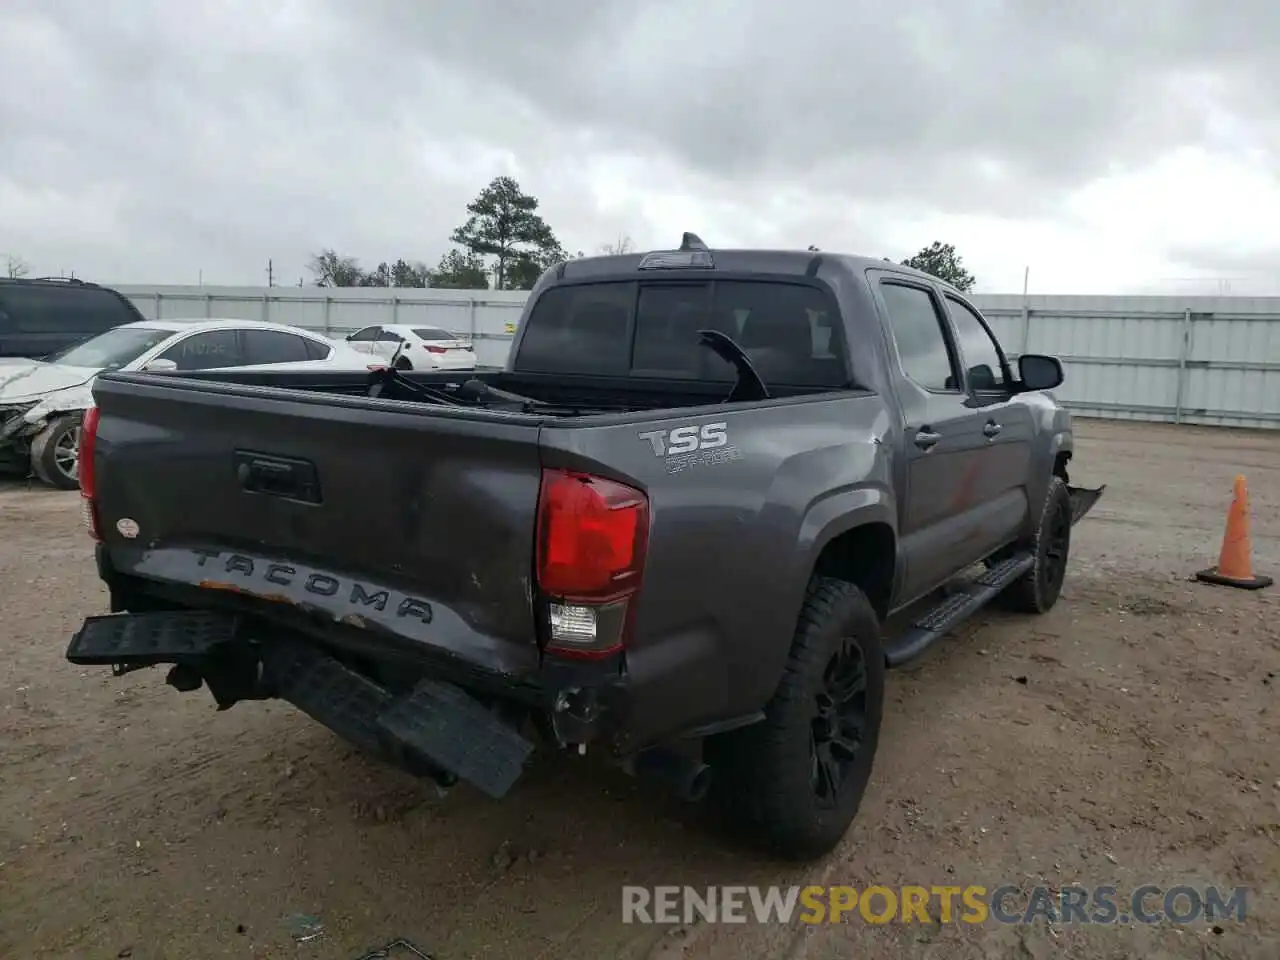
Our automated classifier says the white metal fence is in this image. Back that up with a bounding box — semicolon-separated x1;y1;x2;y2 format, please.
116;285;1280;430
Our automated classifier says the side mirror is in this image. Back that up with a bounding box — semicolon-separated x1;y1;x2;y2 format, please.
144;358;179;372
1018;354;1063;391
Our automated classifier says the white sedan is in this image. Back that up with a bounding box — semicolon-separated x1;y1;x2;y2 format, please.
0;318;375;489
342;323;477;371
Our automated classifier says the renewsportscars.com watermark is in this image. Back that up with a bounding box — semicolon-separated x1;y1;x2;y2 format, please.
622;884;1249;926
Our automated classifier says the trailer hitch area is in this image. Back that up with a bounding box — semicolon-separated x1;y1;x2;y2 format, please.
539;655;627;750
547;686;608;750
164;643;271;710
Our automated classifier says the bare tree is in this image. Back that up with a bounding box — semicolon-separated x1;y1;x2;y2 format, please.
599;234;636;256
306;249;365;287
4;254;30;279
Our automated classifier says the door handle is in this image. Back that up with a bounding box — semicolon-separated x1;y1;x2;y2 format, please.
914;429;942;451
983;420;1002;439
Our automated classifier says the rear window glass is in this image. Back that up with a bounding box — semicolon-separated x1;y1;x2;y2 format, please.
514;280;847;386
412;327;452;341
0;284;139;334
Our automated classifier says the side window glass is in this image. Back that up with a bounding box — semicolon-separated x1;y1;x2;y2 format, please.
879;282;958;391
302;337;331;361
946;297;1007;392
158;330;243;371
82;290;136;331
376;329;402;343
348;327;379;342
242;330;311;365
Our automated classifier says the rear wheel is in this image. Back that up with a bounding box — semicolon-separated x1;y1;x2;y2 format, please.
30;414;82;490
393;355;413;371
707;577;885;860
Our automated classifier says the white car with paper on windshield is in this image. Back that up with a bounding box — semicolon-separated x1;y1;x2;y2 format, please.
0;318;373;489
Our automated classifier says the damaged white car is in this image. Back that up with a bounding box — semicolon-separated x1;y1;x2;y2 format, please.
0;318;376;489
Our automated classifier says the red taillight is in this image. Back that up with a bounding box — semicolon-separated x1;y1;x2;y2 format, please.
80;406;101;540
537;470;647;598
425;345;448;354
535;469;649;659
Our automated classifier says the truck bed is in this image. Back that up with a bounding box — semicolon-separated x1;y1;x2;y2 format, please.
157;366;782;415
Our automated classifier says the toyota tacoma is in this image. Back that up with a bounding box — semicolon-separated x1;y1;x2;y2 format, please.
66;236;1103;860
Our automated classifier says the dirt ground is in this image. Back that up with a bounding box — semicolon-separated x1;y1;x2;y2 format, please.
2;418;1278;960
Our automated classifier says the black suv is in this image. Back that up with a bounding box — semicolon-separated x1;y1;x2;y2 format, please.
0;278;145;359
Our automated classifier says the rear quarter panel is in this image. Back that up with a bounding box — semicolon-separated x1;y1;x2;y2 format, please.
541;392;897;747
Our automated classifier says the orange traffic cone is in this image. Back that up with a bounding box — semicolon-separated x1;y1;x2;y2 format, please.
1195;475;1272;590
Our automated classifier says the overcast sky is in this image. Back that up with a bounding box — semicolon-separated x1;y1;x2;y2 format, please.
3;1;1280;294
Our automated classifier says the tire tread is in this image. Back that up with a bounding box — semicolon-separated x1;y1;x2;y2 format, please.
708;576;885;860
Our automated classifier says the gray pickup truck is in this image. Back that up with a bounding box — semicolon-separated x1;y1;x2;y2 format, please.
66;236;1103;860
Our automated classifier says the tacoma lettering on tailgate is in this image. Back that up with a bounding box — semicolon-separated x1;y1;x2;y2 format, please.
192;549;433;623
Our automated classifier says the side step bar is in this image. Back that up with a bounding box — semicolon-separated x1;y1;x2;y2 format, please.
883;552;1034;668
66;614;534;799
883;484;1105;668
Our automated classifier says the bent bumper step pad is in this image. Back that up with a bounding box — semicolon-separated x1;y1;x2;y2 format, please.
66;612;533;799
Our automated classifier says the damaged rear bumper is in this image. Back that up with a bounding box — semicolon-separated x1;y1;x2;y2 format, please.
66;610;535;799
92;542;640;750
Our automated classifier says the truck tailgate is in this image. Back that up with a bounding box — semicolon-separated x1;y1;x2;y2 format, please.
90;373;546;678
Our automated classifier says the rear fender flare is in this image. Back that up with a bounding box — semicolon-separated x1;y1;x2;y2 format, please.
797;487;898;583
748;486;897;701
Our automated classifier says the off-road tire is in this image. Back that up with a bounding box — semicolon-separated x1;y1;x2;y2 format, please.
30;414;83;490
995;475;1072;614
706;577;885;861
